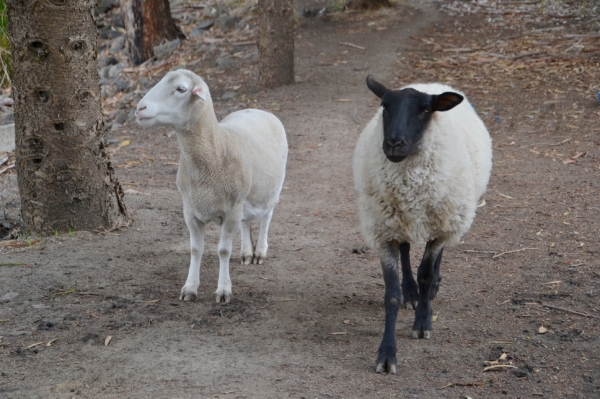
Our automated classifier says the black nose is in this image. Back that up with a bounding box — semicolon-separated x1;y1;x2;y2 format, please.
386;139;407;150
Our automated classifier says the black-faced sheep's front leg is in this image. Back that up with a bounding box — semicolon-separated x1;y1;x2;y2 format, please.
412;240;444;339
376;241;402;374
399;242;419;309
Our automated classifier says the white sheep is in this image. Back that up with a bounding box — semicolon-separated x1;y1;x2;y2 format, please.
136;69;288;303
353;75;492;374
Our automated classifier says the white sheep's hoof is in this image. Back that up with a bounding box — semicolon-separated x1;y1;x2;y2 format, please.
252;250;266;265
251;256;265;265
180;285;198;302
215;287;232;303
403;300;417;310
241;253;253;265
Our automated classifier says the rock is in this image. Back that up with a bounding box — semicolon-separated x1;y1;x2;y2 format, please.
116;80;131;92
108;62;126;79
236;18;248;31
198;19;215;30
153;39;180;60
114;110;128;125
215;15;242;31
101;84;118;99
222;92;237;101
110;36;126;54
99;56;119;69
139;77;157;91
216;57;238;70
1;292;19;303
99;27;122;40
96;0;119;14
109;13;125;29
243;51;259;60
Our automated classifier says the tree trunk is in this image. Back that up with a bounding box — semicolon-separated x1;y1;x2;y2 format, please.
7;0;129;235
258;0;294;89
120;0;185;66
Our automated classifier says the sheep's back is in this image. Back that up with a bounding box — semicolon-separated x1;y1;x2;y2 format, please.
220;109;288;213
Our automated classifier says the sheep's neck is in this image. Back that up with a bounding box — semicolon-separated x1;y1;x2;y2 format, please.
176;103;223;175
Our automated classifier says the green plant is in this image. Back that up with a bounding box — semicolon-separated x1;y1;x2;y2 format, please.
0;0;11;87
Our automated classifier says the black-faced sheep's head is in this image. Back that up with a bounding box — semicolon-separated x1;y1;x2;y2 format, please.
366;75;464;163
136;69;210;130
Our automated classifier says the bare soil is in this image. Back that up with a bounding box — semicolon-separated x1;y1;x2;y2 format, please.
2;1;600;398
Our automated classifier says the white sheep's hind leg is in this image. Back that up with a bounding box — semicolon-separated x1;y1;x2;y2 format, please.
240;220;253;265
180;208;206;302
253;208;273;265
215;217;240;303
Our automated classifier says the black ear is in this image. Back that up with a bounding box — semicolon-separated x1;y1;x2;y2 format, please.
366;75;390;99
432;92;464;112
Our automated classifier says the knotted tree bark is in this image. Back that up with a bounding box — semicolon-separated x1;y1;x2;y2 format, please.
120;0;185;66
258;0;294;89
7;0;129;234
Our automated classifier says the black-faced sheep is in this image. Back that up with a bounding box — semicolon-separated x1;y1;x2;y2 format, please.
353;75;492;373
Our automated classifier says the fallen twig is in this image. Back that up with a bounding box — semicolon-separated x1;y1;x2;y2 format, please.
439;381;483;389
0;164;15;174
493;247;538;259
483;364;518;371
464;249;497;255
541;303;600;320
339;41;365;50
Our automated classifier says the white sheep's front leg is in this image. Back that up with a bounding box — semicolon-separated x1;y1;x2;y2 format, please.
180;208;206;302
215;216;240;303
253;208;273;265
240;220;253;265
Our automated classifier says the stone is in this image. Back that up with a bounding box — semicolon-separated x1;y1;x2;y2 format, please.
114;110;128;125
1;292;19;303
99;28;122;40
153;39;180;60
216;57;238;70
215;15;242;31
197;19;215;30
110;36;126;54
109;13;125;29
222;92;237;101
116;80;131;92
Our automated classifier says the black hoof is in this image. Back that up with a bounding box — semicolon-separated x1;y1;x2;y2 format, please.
429;276;442;300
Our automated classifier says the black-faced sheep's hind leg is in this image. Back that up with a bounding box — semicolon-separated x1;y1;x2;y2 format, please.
429;247;444;300
376;241;402;374
399;242;419;310
412;240;443;339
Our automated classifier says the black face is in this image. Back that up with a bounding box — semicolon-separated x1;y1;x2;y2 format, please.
366;75;464;163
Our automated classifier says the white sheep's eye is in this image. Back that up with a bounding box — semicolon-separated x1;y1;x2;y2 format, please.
176;87;187;93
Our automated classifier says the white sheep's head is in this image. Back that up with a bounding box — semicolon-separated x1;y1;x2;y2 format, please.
136;69;211;130
366;75;464;163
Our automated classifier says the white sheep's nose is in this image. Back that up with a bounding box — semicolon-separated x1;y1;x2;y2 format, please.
136;104;146;113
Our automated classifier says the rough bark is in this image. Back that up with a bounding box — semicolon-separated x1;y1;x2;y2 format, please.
120;0;185;66
258;0;294;89
7;0;128;235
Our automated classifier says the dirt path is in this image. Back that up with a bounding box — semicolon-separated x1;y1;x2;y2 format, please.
2;1;600;398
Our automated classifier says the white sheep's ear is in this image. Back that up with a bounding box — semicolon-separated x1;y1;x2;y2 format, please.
192;85;207;101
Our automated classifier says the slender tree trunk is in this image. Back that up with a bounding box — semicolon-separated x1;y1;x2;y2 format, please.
120;0;185;66
258;0;294;89
7;0;128;235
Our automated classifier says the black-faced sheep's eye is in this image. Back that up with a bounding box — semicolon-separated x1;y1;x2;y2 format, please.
176;87;187;93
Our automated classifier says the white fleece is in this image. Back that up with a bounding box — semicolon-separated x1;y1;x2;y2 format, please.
353;83;492;249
